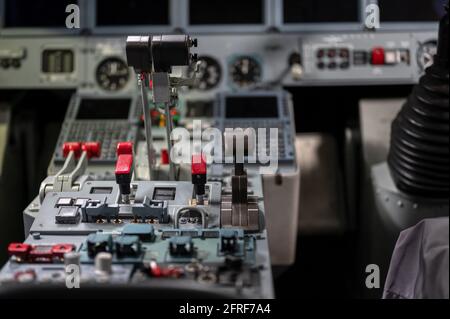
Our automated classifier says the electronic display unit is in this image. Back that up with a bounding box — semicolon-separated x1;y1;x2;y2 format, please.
96;0;170;26
3;0;77;28
77;98;131;120
378;0;447;22
282;0;359;23
225;96;279;118
0;0;81;35
91;0;174;34
1;0;81;35
184;0;269;32
277;0;361;31
189;0;264;25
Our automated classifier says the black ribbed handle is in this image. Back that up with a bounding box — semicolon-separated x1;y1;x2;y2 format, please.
388;8;449;198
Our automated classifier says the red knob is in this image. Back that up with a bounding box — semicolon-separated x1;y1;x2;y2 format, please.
117;142;133;156
62;142;82;158
191;154;207;175
82;142;101;159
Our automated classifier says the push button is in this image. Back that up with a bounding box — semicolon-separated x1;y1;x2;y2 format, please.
371;47;385;65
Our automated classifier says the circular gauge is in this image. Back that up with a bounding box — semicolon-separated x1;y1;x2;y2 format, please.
417;40;437;72
230;56;262;88
191;56;222;90
96;57;130;91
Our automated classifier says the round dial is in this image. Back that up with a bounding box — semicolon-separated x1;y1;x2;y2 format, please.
192;56;222;90
230;56;262;88
96;57;130;91
417;40;437;72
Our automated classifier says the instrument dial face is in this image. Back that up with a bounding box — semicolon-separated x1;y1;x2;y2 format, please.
417;40;437;72
96;57;130;91
230;56;262;88
193;56;222;90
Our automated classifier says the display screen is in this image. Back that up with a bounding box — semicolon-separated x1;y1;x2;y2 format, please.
96;0;170;26
4;0;78;27
77;99;131;120
189;0;264;25
186;101;214;118
283;0;359;23
225;96;279;118
379;0;447;22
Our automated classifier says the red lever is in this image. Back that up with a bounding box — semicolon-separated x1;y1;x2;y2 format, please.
115;154;134;197
192;154;207;202
8;243;32;259
62;142;82;158
161;149;169;165
115;154;133;176
191;154;207;175
117;142;133;156
82;142;101;159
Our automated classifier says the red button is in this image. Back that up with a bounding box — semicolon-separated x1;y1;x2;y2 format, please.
371;47;385;65
117;142;133;156
62;142;82;158
115;154;133;175
191;154;207;175
82;142;101;159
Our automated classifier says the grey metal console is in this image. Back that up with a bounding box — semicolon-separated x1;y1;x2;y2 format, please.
1;179;274;298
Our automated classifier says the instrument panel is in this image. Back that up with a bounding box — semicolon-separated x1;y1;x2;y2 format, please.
0;0;444;97
0;32;440;93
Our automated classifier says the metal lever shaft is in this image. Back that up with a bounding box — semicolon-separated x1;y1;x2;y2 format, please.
139;73;156;180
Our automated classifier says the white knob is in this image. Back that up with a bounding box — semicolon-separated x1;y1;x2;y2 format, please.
95;252;112;275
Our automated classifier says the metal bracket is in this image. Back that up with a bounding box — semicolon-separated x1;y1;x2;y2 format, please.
39;151;89;203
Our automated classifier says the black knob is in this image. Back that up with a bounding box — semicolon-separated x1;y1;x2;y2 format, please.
1;59;10;69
